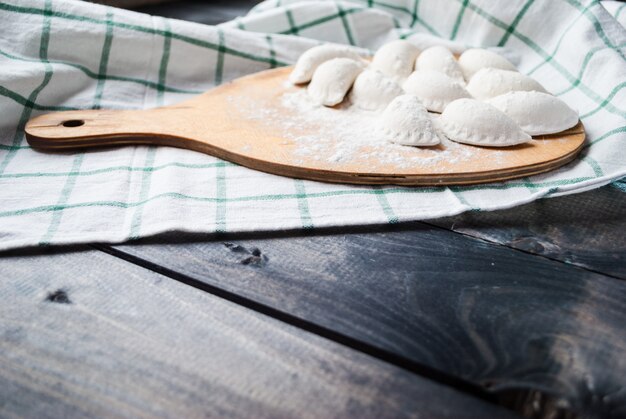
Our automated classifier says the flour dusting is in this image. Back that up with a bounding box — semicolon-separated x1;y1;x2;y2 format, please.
233;85;507;170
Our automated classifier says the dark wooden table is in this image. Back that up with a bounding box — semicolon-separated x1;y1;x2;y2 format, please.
2;1;625;418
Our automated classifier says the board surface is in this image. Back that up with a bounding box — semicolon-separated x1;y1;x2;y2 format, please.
25;67;586;186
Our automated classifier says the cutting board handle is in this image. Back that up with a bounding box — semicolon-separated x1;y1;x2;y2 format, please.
25;108;187;150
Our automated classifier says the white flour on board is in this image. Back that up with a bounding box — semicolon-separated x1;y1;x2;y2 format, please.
235;86;508;169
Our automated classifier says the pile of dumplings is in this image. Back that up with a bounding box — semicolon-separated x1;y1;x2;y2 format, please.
289;41;579;148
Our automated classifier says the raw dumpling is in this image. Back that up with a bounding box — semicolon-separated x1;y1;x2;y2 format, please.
466;68;548;100
438;98;531;147
371;40;420;80
378;94;441;146
290;44;363;84
348;69;404;111
308;58;365;106
486;91;579;135
402;70;471;113
458;48;517;81
414;46;464;83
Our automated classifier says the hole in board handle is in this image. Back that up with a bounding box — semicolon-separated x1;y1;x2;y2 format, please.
62;120;85;128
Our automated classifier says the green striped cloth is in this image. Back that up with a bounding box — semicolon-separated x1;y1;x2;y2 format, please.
0;0;624;250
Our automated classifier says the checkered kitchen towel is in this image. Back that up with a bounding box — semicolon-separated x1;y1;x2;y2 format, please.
0;0;624;250
604;1;626;28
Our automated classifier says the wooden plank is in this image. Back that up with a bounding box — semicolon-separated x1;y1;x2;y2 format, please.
430;184;626;279
0;247;516;418
91;0;177;9
131;0;257;26
110;224;626;418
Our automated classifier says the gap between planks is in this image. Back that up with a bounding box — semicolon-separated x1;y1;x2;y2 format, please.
92;212;625;417
421;220;625;281
92;242;503;407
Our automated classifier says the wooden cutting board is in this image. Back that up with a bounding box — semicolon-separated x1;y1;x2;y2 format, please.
25;66;585;186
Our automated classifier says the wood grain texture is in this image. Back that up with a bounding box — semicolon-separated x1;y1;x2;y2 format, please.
0;247;517;418
131;0;258;25
90;0;174;8
111;224;626;418
25;67;586;186
429;184;626;279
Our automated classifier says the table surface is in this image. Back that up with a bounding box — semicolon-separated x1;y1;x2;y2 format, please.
2;1;625;418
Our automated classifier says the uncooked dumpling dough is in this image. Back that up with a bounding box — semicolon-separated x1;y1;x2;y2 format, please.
467;68;548;100
486;91;579;136
349;69;404;111
371;40;420;80
290;44;363;84
458;48;517;81
438;98;531;147
414;46;464;83
378;95;441;146
402;70;471;113
308;58;365;106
